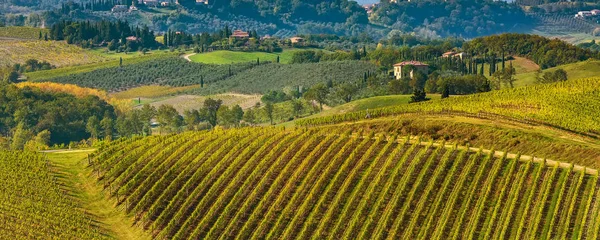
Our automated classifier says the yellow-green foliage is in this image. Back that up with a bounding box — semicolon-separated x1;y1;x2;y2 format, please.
0;151;108;239
0;39;107;67
91;128;600;239
0;26;48;39
298;78;600;134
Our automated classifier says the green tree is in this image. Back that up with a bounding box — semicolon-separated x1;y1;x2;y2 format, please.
100;116;114;141
230;105;244;127
303;83;329;111
265;102;275;125
409;89;430;103
86;116;101;140
183;109;201;130
243;108;256;125
203;98;223;128
10;122;32;150
291;99;304;118
334;83;358;103
157;105;182;133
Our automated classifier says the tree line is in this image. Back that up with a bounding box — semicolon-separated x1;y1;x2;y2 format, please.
49;20;158;50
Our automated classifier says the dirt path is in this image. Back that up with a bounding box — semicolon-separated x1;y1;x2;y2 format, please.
183;53;196;62
45;150;151;240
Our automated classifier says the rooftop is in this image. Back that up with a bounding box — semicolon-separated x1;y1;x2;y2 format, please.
394;61;429;67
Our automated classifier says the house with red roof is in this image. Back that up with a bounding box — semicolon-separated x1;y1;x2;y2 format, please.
393;61;429;79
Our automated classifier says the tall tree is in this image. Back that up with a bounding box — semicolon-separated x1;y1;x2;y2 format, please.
203;98;223;128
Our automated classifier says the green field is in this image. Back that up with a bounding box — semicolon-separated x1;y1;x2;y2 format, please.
310;94;442;118
188;49;305;64
515;60;600;87
89;128;600;239
0;26;48;39
25;51;177;81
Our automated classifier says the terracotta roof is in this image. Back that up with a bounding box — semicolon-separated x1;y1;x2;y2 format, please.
394;61;428;67
231;30;249;38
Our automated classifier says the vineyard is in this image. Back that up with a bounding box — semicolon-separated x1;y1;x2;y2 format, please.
0;39;108;67
90;128;600;239
297;77;600;135
191;61;378;95
0;151;108;239
0;26;48;39
25;51;176;81
39;57;258;92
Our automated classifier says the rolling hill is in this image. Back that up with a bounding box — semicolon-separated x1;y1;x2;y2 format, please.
298;77;600;135
90;128;600;239
0;151;109;239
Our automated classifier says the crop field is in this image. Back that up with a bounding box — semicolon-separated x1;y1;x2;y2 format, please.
38;57;257;92
298;77;600;135
25;52;177;82
0;151;108;239
0;26;48;39
0;39;108;67
192;61;378;95
90;128;600;239
188;49;307;64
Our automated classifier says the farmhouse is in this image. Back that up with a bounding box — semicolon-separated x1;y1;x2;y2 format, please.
393;61;429;79
231;30;250;39
442;51;467;59
143;0;159;7
290;37;305;44
576;11;593;18
111;5;129;12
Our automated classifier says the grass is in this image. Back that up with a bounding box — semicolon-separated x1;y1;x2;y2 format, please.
0;26;48;39
135;93;261;113
310;94;442;118
514;59;600;87
45;150;151;240
0;39;108;67
25;51;177;81
188;49;308;64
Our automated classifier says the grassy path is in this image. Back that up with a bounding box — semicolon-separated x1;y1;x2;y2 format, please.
45;150;151;240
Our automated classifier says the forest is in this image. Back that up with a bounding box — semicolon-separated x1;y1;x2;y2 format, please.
370;0;532;38
0;84;115;146
464;33;596;69
49;20;158;50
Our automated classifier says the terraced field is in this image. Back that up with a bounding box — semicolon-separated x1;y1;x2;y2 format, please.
90;128;600;239
0;151;108;239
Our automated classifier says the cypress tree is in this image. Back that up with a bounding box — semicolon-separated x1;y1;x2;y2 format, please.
200;76;204;88
39;31;42;39
276;55;280;63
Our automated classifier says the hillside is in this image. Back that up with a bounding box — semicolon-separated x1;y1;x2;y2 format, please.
298;77;600;135
192;61;378;95
0;39;108;67
90;128;600;239
35;57;257;92
0;151;109;238
0;26;48;39
515;60;600;87
188;50;301;65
